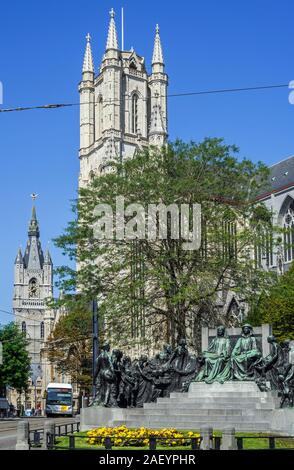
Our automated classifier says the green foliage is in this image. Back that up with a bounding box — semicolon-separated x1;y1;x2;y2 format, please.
47;301;93;392
249;263;294;341
53;139;277;350
0;323;31;393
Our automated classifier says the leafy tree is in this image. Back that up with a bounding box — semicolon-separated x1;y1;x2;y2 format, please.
54;139;278;352
47;302;93;393
247;263;294;342
0;323;31;395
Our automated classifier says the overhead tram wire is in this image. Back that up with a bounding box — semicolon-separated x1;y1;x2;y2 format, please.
0;83;289;113
0;307;94;345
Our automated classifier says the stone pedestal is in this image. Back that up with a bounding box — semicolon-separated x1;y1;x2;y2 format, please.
80;382;293;434
81;407;130;431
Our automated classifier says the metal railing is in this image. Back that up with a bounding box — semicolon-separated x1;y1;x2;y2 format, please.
51;434;203;451
29;421;80;448
49;433;294;451
236;435;294;450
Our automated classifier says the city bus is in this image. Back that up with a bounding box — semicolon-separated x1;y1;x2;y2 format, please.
45;383;73;417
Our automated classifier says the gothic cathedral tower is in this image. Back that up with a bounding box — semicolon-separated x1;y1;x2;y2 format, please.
79;9;168;187
13;205;53;385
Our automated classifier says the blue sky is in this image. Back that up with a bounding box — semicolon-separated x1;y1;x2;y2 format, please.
0;0;293;322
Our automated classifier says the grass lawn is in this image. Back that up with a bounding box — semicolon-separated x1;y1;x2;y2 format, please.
54;431;294;451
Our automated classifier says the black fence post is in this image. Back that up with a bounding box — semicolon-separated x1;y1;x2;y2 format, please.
69;435;75;450
191;438;199;450
47;432;54;450
236;437;243;450
214;436;221;450
149;437;157;450
105;437;112;450
269;437;276;449
33;431;40;446
71;423;74;434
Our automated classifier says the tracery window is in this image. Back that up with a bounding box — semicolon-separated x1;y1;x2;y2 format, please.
40;321;45;339
21;321;26;335
283;201;294;263
131;94;139;134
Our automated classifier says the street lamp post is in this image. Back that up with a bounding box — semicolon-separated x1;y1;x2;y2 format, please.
92;299;99;400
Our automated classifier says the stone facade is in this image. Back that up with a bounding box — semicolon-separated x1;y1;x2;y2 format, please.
257;155;294;274
12;205;70;411
79;9;168;187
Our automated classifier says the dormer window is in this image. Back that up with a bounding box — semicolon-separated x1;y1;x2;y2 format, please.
130;60;137;70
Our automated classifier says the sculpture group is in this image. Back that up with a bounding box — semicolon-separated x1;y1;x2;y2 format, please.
92;324;294;409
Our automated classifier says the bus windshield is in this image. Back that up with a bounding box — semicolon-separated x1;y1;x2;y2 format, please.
46;388;72;406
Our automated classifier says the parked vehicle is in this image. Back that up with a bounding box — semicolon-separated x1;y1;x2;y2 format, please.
0;397;9;418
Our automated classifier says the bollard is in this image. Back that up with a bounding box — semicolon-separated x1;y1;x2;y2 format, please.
149;437;157;450
15;421;30;450
82;397;88;408
105;437;112;450
221;427;237;450
200;426;213;450
42;421;55;450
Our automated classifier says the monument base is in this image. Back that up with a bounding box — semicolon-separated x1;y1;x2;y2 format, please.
81;382;294;434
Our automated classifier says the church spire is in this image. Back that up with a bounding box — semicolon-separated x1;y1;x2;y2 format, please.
23;196;44;270
82;33;94;73
152;24;164;65
28;205;40;238
106;8;118;50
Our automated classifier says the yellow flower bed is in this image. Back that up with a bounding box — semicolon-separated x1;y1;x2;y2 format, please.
87;425;200;447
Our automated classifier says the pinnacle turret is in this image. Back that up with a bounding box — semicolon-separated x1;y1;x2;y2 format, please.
106;8;118;50
15;248;24;265
44;249;53;265
149;102;165;134
82;33;94;74
152;24;164;65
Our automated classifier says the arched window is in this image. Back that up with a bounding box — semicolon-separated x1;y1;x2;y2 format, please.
28;278;38;298
131;94;139;134
283;200;294;263
21;321;26;335
40;322;45;339
98;97;103;137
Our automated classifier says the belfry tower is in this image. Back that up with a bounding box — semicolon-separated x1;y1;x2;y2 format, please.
79;8;168;187
13;202;53;385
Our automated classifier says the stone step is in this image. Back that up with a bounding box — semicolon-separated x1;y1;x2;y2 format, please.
188;384;260;391
138;409;269;417
156;397;274;405
186;393;271;398
115;413;271;423
189;381;258;387
144;402;275;410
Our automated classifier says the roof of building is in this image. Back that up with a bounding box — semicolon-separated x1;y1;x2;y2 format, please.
258;154;294;199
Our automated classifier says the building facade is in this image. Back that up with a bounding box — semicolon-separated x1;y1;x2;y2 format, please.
79;9;168;187
257;155;294;274
12;205;69;411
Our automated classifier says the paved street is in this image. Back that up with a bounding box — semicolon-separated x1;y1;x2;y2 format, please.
0;417;79;450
